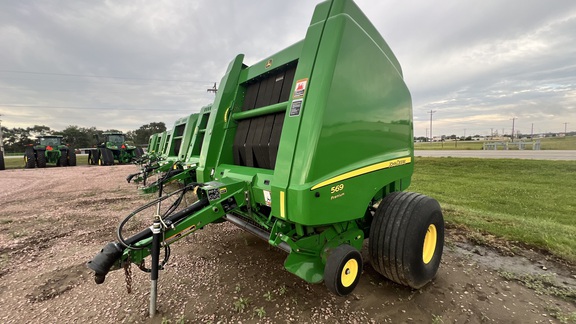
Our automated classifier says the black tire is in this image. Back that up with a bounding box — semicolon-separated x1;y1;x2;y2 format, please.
134;147;144;158
36;150;47;168
99;148;114;166
68;149;77;166
24;147;36;168
58;150;68;167
0;152;5;170
369;192;444;289
324;244;363;296
89;149;100;165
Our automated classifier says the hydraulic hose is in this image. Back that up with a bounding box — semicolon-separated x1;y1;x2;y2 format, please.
116;183;201;250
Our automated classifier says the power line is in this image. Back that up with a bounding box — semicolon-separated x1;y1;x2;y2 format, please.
0;104;193;111
0;69;213;83
0;76;216;87
0;86;204;96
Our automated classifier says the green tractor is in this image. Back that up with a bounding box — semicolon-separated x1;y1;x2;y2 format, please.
89;0;444;314
24;135;77;168
88;132;144;166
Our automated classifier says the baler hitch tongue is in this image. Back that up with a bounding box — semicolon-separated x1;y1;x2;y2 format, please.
87;242;124;284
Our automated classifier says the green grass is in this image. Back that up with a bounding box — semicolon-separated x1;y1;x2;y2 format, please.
2;154;89;169
415;135;576;150
410;157;576;262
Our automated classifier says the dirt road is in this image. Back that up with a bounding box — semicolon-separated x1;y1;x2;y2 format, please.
0;165;574;323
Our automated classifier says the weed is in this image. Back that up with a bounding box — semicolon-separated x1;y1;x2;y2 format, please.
278;285;287;296
263;291;273;301
234;284;241;293
467;231;487;246
233;297;251;313
498;271;576;302
175;316;185;324
431;314;444;324
254;306;266;319
545;305;576;324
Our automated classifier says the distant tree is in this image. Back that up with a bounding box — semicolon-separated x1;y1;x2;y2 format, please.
1;126;50;153
55;125;91;148
132;122;166;146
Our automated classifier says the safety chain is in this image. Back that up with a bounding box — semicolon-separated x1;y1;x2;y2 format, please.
123;255;133;294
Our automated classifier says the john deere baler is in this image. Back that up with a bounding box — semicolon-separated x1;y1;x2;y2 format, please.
89;0;444;313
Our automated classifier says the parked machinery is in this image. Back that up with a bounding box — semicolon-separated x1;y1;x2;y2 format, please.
24;135;77;168
88;132;144;166
89;0;444;314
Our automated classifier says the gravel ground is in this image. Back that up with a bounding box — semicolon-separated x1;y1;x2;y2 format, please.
0;164;575;323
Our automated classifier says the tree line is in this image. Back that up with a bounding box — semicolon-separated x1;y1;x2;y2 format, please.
0;122;166;153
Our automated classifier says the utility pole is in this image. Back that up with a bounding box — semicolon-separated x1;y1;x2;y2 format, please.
207;82;218;94
511;117;517;142
425;128;428;141
531;123;534;139
428;110;436;142
563;122;569;137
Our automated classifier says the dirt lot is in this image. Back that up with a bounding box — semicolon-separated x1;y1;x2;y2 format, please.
0;165;575;323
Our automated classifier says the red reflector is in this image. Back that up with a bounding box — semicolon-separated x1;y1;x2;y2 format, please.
47;146;53;151
121;144;126;149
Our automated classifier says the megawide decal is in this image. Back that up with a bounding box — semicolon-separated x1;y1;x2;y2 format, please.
293;78;308;98
311;157;412;190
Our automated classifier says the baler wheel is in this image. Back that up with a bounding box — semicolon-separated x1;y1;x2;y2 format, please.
324;244;363;296
36;151;47;168
0;152;5;170
24;148;36;169
68;149;77;166
369;192;444;289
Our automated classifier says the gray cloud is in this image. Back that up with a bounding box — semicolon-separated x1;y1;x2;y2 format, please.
0;0;575;138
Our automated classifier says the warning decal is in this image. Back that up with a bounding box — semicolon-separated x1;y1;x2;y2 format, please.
293;78;308;98
290;99;303;117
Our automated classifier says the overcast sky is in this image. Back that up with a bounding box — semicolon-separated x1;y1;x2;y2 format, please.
1;0;575;138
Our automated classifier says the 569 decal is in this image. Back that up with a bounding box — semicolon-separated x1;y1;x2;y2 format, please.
330;184;344;194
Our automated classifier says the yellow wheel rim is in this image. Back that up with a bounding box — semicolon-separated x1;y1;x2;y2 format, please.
422;224;437;264
340;259;358;287
98;158;102;166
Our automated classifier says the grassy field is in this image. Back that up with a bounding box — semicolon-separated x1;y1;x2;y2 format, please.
410;157;576;262
415;135;576;150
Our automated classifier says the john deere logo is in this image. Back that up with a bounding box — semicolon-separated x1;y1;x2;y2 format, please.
265;59;273;68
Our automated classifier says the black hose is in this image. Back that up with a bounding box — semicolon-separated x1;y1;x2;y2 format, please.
116;182;201;250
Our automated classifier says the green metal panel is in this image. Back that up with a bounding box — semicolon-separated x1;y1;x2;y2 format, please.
184;105;212;167
147;133;159;154
284;0;413;225
163;114;199;161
